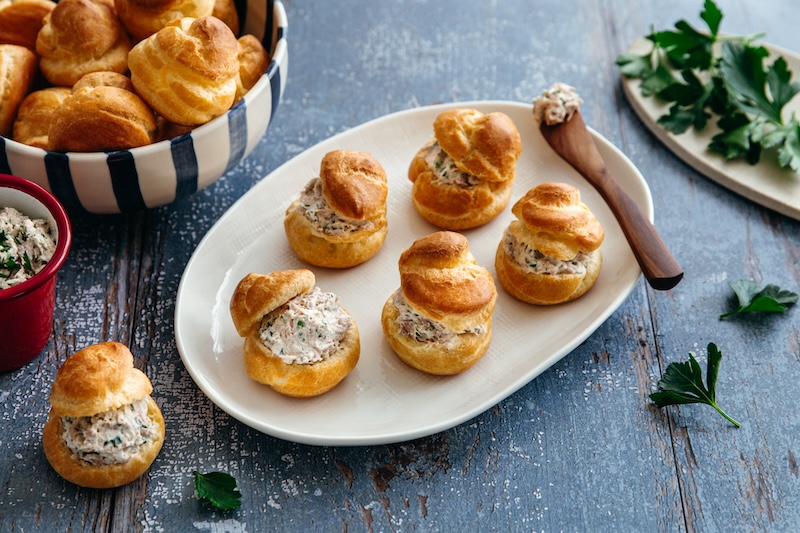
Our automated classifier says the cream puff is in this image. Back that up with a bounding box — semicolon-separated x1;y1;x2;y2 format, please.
284;150;389;269
229;269;360;398
495;182;604;305
381;231;497;375
408;108;522;230
42;342;165;489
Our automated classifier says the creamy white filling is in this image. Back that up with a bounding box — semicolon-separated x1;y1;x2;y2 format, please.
0;206;56;290
259;287;352;365
533;82;583;126
61;398;158;466
503;230;592;275
392;290;485;345
424;141;483;188
296;178;374;237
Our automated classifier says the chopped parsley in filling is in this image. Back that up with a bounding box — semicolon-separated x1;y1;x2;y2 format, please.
61;398;158;466
0;206;56;290
393;290;485;345
503;230;592;275
297;178;374;236
423;141;483;188
259;287;352;365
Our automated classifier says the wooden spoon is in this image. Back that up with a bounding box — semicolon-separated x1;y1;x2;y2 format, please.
539;110;683;291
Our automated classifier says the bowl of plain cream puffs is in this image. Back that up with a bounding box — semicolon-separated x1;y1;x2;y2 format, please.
0;0;288;214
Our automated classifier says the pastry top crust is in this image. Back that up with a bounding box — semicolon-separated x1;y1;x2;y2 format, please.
0;43;37;137
234;34;268;101
432;108;522;183
13;86;71;148
229;269;315;338
49;342;153;417
151;16;239;82
73;71;135;91
398;231;496;332
319;150;388;220
510;182;604;260
0;0;56;50
114;0;215;41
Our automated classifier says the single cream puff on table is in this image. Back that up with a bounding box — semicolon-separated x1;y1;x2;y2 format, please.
285;150;389;269
42;342;165;489
495;182;604;305
381;231;497;375
229;269;361;398
408;108;522;230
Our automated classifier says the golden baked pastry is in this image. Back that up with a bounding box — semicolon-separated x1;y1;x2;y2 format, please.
42;342;165;489
0;0;56;50
49;84;156;151
115;0;215;41
211;0;238;35
229;270;361;398
72;70;135;92
495;182;604;305
36;0;132;87
0;43;37;137
285;150;389;269
408;108;522;230
381;231;497;375
12;87;71;149
234;34;268;102
128;16;240;126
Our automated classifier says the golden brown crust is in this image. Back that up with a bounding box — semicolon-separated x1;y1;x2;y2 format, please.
43;395;165;489
49;85;156;151
398;231;496;332
43;341;165;488
36;0;132;87
433;108;522;182
381;295;492;375
511;182;604;260
408;143;514;230
242;316;360;398
284;151;389;269
230;270;360;397
0;0;56;50
212;0;238;36
494;242;602;305
234;35;268;101
72;70;135;92
115;0;215;41
128;16;239;126
13;87;71;149
0;44;37;137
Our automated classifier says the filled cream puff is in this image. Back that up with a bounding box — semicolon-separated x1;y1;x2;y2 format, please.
381;231;497;375
408;108;522;230
495;182;604;305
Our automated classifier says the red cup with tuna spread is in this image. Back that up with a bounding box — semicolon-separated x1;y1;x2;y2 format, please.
0;174;72;372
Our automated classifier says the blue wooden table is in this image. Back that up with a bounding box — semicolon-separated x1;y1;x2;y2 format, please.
3;0;800;531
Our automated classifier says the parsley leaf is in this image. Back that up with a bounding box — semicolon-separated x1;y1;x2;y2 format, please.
720;279;798;319
650;343;740;427
618;0;800;176
193;471;242;511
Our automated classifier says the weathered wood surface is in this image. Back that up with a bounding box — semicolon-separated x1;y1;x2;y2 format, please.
3;0;800;531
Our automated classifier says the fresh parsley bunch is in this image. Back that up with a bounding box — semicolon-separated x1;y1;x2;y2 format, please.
720;279;798;319
617;0;800;174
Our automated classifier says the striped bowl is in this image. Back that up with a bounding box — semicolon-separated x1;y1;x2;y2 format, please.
0;0;288;214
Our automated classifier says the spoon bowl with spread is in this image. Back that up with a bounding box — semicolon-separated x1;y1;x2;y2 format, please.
0;174;72;372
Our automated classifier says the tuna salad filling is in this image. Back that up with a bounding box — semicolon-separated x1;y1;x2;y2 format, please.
0;206;57;290
503;230;592;276
392;290;485;345
259;286;352;365
533;82;583;126
61;398;158;466
424;141;483;188
297;178;375;237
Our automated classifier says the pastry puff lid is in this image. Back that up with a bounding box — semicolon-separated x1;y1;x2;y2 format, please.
49;342;153;417
433;108;522;183
230;269;315;338
319;150;388;220
399;231;497;332
511;182;604;260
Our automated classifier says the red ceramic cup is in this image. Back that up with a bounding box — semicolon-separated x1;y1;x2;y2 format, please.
0;174;72;372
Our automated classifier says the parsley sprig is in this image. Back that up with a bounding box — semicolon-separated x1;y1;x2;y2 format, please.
720;279;798;319
193;471;242;511
617;0;800;174
650;343;740;427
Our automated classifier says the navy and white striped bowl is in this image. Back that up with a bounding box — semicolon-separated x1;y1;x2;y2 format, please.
0;0;288;214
